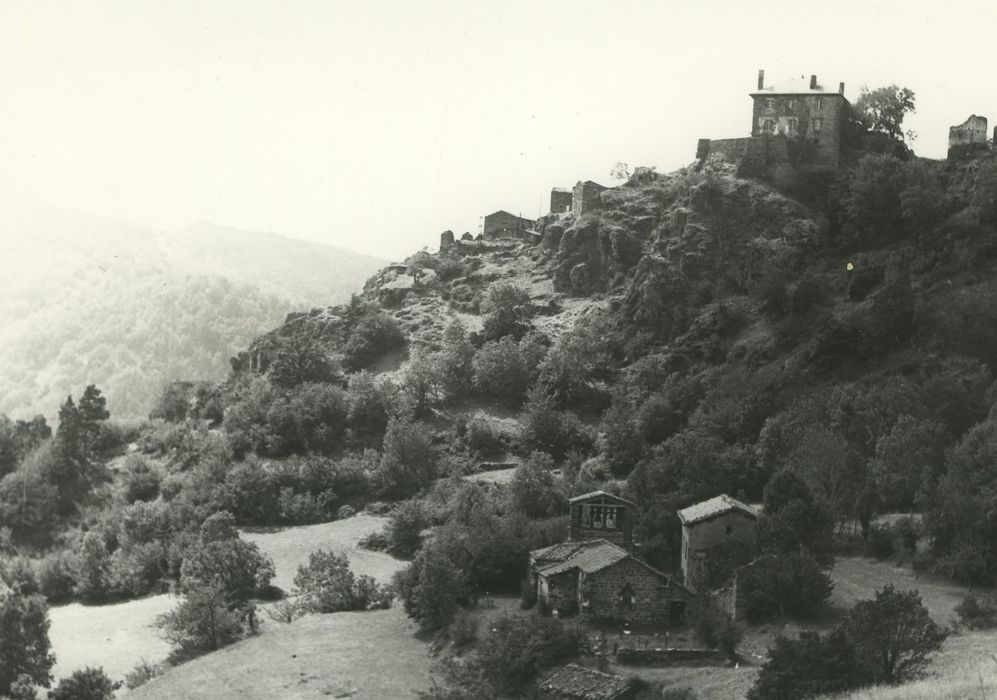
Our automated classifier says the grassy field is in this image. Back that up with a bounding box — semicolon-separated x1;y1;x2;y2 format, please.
48;594;176;686
129;606;433;700
242;513;401;591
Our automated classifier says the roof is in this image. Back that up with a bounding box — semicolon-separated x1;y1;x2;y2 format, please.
484;209;533;221
751;76;847;97
677;494;759;525
552;186;572;193
538;663;634;700
536;540;628;577
576;180;608;189
569;490;636;507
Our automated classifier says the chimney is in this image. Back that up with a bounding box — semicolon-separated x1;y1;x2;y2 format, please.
757;69;765;90
839;82;845;95
809;74;817;90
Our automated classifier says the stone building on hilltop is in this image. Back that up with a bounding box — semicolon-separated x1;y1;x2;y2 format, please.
482;210;534;239
572;180;608;216
550;187;573;214
698;69;850;177
948;114;990;159
678;494;759;592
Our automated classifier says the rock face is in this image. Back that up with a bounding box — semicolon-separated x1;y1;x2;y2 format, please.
553;217;643;295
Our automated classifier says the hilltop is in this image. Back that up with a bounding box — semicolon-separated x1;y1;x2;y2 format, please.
0;207;384;419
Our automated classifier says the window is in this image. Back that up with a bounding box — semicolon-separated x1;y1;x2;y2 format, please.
591;506;604;528
787;118;798;135
765;97;775;110
787;99;795;110
816;96;824;110
605;508;617;529
725;524;733;536
619;584;636;611
813;118;823;133
763;118;775;134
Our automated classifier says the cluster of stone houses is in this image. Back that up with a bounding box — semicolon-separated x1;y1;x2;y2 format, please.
527;490;760;627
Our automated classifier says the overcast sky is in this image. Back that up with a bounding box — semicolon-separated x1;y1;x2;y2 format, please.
1;1;995;259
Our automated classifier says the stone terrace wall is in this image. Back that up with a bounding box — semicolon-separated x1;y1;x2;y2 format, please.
616;648;728;667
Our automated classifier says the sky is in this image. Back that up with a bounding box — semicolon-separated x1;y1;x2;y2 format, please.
1;0;996;260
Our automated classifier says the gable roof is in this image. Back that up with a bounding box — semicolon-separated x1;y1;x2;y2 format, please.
677;494;759;526
536;540;628;577
484;209;533;222
751;76;848;100
538;663;634;700
569;490;636;507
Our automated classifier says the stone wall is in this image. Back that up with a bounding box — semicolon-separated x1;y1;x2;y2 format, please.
750;93;847;170
949;115;989;159
616;648;727;666
579;558;697;624
540;570;579;615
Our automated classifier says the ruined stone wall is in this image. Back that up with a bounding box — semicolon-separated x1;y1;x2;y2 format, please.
579;559;696;624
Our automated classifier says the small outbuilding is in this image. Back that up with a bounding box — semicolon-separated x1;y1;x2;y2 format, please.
537;663;637;700
482;210;534;239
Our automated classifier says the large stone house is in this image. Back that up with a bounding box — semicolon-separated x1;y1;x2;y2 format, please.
529;490;696;624
698;69;850;176
678;494;759;592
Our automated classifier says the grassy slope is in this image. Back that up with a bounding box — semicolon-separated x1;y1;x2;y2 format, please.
128;515;436;699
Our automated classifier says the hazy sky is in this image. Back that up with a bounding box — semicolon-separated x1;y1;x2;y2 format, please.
2;1;995;259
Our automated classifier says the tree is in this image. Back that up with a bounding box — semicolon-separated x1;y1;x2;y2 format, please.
853;85;916;143
179;512;275;605
292;550;391;613
374;418;436;500
480;283;532;341
437;320;476;399
610;162;631;182
0;590;55;695
74;531;112;602
738;553;834;622
476;614;582;694
156;583;243;662
385;499;430;558
757;470;834;567
748;628;871;700
843;585;947;684
473;338;529;404
266;337;342;389
48;667;119;700
510;452;565;519
394;540;476;633
402;349;443;416
77;385;110;450
870;417;948;511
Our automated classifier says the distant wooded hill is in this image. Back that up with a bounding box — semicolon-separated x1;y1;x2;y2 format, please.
0;208;385;419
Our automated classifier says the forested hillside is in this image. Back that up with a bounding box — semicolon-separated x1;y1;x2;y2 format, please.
0;208;384;419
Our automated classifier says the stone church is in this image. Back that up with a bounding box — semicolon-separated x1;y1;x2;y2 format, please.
528;491;697;624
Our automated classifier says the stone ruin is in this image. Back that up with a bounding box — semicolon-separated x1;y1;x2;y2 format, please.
948;114;991;159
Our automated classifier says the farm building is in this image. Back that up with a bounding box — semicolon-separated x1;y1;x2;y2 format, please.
678;494;759;591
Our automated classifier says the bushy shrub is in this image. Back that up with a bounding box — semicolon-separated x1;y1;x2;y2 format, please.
293;550;392;613
48;667;119;700
374;418;436;500
337;504;356;519
342;312;406;371
955;594;997;630
358;530;389;551
473;338;529;404
386;500;430;558
35;551;77;603
519;386;594;461
510;452;566;519
695;602;743;659
738;552;833;622
462;416;508;458
446;609;479;651
156;583;244;663
120;454;161;504
124;659;164;690
480;282;532;341
748;628;870;700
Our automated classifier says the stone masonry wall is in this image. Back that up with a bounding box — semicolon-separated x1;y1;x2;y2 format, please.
949;115;989;159
580;558;696;624
681;511;756;590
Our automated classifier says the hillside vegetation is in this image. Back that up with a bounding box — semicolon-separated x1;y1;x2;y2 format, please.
0;208;384;419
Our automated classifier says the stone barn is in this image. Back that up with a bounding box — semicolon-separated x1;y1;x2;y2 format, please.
529;540;697;624
569;491;635;550
572;180;607;216
678;494;759;591
538;664;637;700
550;187;573;214
482;210;534;239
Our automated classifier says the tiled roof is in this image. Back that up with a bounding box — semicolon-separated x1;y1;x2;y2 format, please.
537;540;628;577
531;541;586;564
677;494;759;525
568;490;637;507
538;663;634;700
